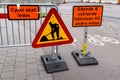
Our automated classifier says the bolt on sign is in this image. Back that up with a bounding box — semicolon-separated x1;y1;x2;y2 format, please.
72;6;103;27
7;5;39;20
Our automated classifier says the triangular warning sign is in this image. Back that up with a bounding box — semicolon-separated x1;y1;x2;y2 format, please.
32;8;73;48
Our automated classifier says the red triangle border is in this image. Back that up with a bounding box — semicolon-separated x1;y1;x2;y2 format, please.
32;8;73;48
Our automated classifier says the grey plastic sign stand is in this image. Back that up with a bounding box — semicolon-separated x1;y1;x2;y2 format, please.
41;46;68;73
72;50;98;66
72;27;98;66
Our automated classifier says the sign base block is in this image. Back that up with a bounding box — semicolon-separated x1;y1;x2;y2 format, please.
72;50;98;66
41;53;68;73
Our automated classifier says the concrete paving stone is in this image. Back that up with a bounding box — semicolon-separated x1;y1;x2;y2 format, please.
39;70;52;78
26;63;38;69
0;78;13;80
7;49;17;53
16;57;26;62
0;69;3;74
3;66;14;72
17;50;25;54
7;53;16;57
26;48;34;52
36;59;43;65
0;48;7;52
0;58;5;64
40;76;53;80
35;52;44;58
34;48;43;52
26;51;35;55
0;55;6;59
6;56;16;61
4;60;15;66
37;64;45;71
8;47;17;50
16;52;25;58
26;58;36;64
14;73;26;80
35;55;41;61
0;64;4;69
0;52;7;56
26;54;35;59
27;68;39;76
15;62;26;68
1;71;14;79
14;67;26;74
17;46;25;50
25;46;33;49
27;75;40;80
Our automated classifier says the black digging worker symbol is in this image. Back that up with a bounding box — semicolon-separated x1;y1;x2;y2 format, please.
40;22;64;42
49;22;60;40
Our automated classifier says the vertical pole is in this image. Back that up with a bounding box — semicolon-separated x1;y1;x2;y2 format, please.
52;0;54;4
4;6;9;45
18;21;21;44
22;0;24;3
82;27;88;55
99;0;101;3
87;0;89;2
0;20;3;45
23;21;26;44
118;0;120;4
51;46;58;60
63;0;66;4
11;21;15;44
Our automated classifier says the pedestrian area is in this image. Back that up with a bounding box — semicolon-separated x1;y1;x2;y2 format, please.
0;46;54;80
0;2;120;80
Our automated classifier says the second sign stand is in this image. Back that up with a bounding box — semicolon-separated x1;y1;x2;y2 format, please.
72;27;98;66
72;6;103;66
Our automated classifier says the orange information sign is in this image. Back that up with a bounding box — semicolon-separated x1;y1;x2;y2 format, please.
72;6;103;27
7;5;39;20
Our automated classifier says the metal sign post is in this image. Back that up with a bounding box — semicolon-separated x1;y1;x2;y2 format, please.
51;46;58;60
82;27;88;55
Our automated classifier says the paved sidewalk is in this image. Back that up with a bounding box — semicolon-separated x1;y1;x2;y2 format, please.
0;2;120;80
0;46;53;80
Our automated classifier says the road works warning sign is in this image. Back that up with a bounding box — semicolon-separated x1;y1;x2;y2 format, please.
72;6;103;27
32;8;73;48
7;5;39;20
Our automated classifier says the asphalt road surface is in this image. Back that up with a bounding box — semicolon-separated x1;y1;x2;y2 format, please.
43;2;120;80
